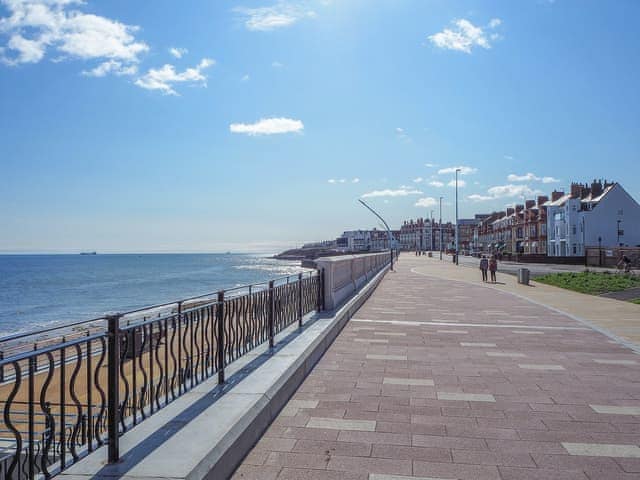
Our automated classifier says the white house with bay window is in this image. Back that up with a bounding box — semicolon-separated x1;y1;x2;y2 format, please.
547;182;640;257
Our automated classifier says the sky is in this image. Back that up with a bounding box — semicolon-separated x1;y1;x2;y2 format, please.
1;0;639;253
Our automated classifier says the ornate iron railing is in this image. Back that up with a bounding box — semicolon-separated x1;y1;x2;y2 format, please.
0;269;326;480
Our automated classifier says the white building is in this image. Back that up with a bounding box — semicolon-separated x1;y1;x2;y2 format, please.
547;181;640;256
337;230;371;252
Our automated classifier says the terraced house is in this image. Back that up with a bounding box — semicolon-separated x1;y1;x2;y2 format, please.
547;180;640;256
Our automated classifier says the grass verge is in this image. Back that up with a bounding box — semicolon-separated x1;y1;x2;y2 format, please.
535;271;640;295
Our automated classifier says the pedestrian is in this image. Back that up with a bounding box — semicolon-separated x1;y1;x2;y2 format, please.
489;255;498;283
479;255;488;282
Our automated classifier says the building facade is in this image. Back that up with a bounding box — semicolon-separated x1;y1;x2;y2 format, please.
547;181;640;256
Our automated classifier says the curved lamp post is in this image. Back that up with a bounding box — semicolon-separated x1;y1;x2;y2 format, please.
358;199;395;271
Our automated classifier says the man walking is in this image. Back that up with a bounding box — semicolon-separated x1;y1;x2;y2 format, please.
479;255;488;282
489;255;498;283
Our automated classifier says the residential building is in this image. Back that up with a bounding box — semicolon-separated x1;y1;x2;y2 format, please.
547;181;640;256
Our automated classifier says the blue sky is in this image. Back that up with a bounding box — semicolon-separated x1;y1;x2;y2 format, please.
1;0;639;253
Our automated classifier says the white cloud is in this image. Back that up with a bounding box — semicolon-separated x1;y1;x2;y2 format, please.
338;178;346;183
503;155;514;160
488;184;541;198
467;183;543;202
438;165;477;175
395;127;410;142
428;18;502;54
468;194;494;202
229;117;304;135
327;179;336;184
235;3;316;31
272;61;283;67
413;177;424;183
241;73;250;82
134;58;214;95
361;188;422;198
0;0;149;68
507;172;539;182
447;179;466;188
428;180;444;187
507;172;561;183
542;176;560;184
425;163;437;168
168;47;187;59
82;59;136;77
352;178;360;184
414;197;437;208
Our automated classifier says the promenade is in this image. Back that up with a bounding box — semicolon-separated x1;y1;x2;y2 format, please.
233;255;640;480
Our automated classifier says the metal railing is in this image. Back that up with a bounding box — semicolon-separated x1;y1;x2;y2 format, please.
0;269;326;480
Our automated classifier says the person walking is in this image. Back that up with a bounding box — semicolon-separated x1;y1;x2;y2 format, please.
489;254;498;283
479;255;488;282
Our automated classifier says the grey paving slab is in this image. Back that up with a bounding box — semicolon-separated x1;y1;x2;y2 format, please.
436;392;496;403
590;405;640;415
307;417;377;431
562;442;640;457
366;354;408;361
593;359;637;365
383;377;435;386
518;364;566;370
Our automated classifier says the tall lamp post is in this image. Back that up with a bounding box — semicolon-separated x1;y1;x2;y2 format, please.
358;199;395;271
439;196;443;260
430;210;434;251
455;168;461;265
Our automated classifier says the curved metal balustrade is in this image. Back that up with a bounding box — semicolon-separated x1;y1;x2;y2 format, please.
0;269;326;480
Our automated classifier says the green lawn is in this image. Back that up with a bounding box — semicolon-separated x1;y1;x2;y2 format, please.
631;298;640;305
536;271;640;295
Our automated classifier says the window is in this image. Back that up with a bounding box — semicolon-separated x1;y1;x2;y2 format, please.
572;226;576;235
573;244;577;254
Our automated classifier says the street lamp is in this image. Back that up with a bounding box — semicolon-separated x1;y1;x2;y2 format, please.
358;199;395;271
617;219;622;246
430;210;434;251
439;196;443;260
455;168;461;265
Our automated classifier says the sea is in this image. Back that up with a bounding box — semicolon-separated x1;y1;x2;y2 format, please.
0;253;306;337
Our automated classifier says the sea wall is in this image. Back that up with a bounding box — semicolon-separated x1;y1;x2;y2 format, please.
316;251;392;310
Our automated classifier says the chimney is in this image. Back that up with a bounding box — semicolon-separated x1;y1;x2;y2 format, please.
537;195;549;206
570;182;582;198
591;179;603;198
506;208;514;216
552;190;564;201
525;200;535;210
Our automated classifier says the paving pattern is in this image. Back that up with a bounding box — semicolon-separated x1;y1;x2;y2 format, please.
232;257;640;480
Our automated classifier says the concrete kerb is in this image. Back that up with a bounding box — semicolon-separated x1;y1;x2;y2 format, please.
410;266;640;355
60;263;390;480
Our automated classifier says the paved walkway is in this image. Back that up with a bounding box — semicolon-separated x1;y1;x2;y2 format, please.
233;256;640;480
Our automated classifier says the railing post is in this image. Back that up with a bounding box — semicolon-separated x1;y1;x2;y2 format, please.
318;268;325;311
268;280;275;348
107;314;121;463
217;291;225;384
28;356;36;480
0;351;4;383
298;273;303;328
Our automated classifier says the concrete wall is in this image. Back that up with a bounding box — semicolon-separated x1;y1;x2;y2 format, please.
316;251;392;310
